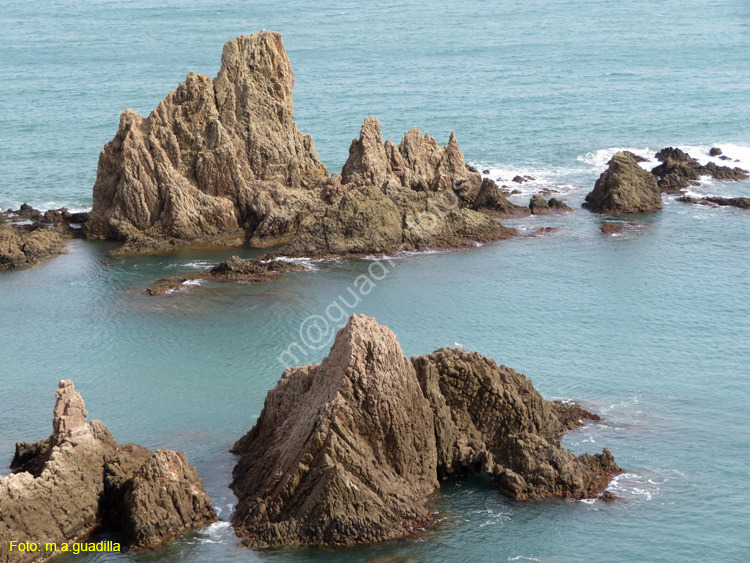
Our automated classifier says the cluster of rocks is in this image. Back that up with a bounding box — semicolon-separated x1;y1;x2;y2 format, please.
676;195;750;210
144;255;305;295
0;380;216;562
0;205;89;270
584;149;747;215
229;315;621;548
84;32;522;261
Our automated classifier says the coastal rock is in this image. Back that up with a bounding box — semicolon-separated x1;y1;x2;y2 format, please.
548;197;573;212
651;147;748;193
230;315;438;547
0;381;216;562
709;147;722;157
0;222;68;271
106;450;217;548
88;32;514;259
583;151;662;214
529;195;551;215
600;223;626;235
413;348;621;499
231;315;622;548
86;31;327;246
472;178;530;216
677;196;750;209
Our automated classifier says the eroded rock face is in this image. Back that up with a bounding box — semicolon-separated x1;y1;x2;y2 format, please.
0;381;216;563
86;31;328;250
231;315;438;547
88;32;515;258
231;315;622;548
583;151;662;214
413;348;620;500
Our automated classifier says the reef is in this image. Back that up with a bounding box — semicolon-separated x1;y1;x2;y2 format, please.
0;381;216;563
230;315;621;548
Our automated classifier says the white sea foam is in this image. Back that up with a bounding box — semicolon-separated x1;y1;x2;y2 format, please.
182;279;203;286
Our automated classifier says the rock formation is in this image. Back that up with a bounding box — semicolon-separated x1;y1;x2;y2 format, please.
230;315;438;547
600;223;626;235
529;195;572;215
651;147;748;193
144;255;305;295
231;315;622;548
0;205;89;270
86;32;515;258
583;151;662;214
0;381;216;563
677;195;750;209
472;178;529;216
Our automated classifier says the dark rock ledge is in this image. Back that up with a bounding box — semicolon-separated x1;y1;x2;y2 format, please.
230;315;621;548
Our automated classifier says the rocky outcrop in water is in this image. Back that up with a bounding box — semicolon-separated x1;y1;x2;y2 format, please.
583;151;662;214
651;147;748;193
230;315;438;547
472;178;529;216
529;195;572;215
231;315;621;548
0;381;216;563
677;195;750;209
86;32;514;258
0;205;89;270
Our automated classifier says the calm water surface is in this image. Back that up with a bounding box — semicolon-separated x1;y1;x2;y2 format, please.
1;1;749;561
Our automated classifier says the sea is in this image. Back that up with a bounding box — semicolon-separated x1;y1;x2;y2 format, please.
1;1;749;561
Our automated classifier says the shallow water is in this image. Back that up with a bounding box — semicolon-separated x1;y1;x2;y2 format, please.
1;1;749;561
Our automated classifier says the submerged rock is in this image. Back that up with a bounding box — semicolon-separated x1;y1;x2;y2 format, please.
0;381;216;562
231;315;622;548
87;32;515;259
583;151;662;214
600;223;626;235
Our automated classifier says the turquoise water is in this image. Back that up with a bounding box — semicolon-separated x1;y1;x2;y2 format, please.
1;1;749;561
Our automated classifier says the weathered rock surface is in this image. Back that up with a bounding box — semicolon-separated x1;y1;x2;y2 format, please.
413;348;620;500
144;255;306;295
677;196;750;209
651;147;748;193
87;32;515;259
231;315;621;548
0;223;67;270
529;195;572;215
0;381;216;563
231;315;438;547
583;151;662;214
472;178;529;216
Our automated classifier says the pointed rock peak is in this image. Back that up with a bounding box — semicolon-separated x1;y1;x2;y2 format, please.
217;31;293;99
359;115;383;143
448;131;458;146
321;314;409;381
52;379;89;444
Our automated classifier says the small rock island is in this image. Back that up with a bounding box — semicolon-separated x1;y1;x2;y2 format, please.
230;315;621;548
0;381;216;563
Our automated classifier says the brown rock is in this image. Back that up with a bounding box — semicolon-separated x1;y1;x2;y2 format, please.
549;401;602;431
86;31;328;246
651;147;748;192
231;315;438;547
88;32;516;260
472;178;530;216
583;152;662;214
600;223;626;235
677;196;750;209
529;195;551;215
0;381;216;562
231;316;622;548
0;223;68;270
709;147;722;157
